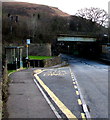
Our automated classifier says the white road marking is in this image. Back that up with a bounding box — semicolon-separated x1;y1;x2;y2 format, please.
33;79;62;119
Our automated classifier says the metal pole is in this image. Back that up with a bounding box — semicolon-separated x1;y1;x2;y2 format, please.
20;48;23;68
26;44;29;68
26;44;29;59
16;58;17;70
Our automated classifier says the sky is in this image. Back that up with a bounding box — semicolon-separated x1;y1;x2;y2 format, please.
8;0;110;15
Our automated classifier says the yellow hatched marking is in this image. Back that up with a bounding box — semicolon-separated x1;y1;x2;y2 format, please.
81;113;86;120
34;69;43;74
78;99;82;105
76;91;79;95
34;74;78;119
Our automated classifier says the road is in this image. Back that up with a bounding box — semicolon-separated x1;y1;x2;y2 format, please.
61;54;108;118
37;67;84;119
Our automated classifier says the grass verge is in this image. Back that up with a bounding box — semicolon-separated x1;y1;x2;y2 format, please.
29;56;53;60
8;70;16;75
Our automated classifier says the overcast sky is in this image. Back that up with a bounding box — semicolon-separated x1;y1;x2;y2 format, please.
11;0;110;15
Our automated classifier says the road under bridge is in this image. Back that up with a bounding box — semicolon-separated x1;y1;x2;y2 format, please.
56;35;100;59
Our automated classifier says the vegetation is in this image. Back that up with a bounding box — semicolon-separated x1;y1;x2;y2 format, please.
2;2;108;46
75;7;108;27
2;2;69;45
8;70;16;74
29;56;53;60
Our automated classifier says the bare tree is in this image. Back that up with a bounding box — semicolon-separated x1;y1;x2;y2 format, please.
75;7;108;27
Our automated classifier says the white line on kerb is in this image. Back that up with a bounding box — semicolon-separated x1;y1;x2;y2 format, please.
33;79;62;119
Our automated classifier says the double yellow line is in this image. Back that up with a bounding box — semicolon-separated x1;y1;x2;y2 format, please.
34;73;78;119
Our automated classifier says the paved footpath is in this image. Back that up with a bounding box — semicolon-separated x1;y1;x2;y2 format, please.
7;68;57;118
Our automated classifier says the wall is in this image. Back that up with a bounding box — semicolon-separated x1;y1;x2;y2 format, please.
23;43;52;57
101;45;110;61
44;56;62;67
3;43;52;58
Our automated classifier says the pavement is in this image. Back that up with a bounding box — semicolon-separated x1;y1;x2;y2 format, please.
7;68;57;118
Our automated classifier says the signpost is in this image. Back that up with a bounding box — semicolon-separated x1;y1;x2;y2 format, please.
27;39;30;45
26;39;30;68
26;39;30;60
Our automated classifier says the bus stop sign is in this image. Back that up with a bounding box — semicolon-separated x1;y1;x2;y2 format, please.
27;39;30;44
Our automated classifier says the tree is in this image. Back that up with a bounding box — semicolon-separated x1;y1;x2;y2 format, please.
51;16;68;34
75;7;108;27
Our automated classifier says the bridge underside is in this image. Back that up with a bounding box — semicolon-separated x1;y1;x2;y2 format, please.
58;36;96;42
53;36;100;59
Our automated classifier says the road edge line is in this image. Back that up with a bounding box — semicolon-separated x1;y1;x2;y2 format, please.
33;78;61;119
69;67;91;119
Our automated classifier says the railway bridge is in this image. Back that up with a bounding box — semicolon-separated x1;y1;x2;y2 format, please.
55;34;100;59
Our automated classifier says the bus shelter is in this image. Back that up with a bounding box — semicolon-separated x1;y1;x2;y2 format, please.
5;46;23;70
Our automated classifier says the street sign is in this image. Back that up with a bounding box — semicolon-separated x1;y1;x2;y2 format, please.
27;39;30;44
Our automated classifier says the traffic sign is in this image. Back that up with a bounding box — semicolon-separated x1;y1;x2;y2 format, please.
27;39;30;44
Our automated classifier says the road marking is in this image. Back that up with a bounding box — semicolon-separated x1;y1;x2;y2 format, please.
34;69;43;74
78;99;82;105
76;91;79;96
81;113;86;120
74;85;78;89
34;74;78;119
73;82;76;85
69;67;91;119
72;79;75;82
71;74;74;77
43;73;46;76
43;70;67;76
83;104;89;112
33;79;61;119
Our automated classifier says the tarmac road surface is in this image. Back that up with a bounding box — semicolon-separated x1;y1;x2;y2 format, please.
61;54;108;118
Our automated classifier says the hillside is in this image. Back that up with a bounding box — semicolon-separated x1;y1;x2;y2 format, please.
0;0;15;2
2;2;71;45
2;2;106;46
2;2;70;17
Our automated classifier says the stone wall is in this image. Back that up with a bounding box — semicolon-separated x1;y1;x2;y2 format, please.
23;43;51;57
44;56;62;67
